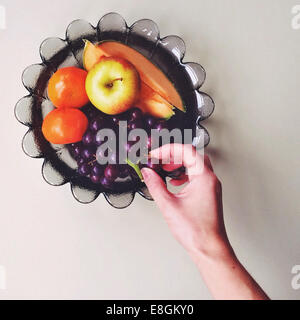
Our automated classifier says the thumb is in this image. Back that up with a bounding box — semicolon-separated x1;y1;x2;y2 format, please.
141;168;173;210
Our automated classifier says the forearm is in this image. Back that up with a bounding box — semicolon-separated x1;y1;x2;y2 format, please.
143;144;268;299
189;236;269;300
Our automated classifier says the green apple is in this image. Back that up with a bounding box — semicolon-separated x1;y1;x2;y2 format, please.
85;56;140;115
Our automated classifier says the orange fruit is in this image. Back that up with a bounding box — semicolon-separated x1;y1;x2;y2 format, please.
42;108;88;144
48;67;89;108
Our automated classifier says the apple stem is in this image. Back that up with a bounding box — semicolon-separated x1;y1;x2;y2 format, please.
113;77;123;82
105;77;123;88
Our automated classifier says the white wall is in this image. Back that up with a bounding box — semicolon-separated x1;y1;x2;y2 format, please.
0;0;299;299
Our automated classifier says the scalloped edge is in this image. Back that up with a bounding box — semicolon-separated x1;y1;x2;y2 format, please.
15;13;214;208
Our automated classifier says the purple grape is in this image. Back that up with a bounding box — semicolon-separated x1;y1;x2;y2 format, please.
145;115;157;128
146;136;153;150
78;163;90;176
91;163;104;176
85;106;99;119
127;165;139;179
96;146;106;160
68;142;77;149
71;145;83;159
109;151;119;164
90;118;105;132
146;136;159;150
128;108;143;121
124;141;134;153
111;116;119;125
119;165;130;178
100;176;113;189
96;147;114;163
128;119;143;130
90;174;101;184
128;132;140;143
154;121;167;131
77;157;85;165
104;165;119;181
81;147;95;161
82;130;95;146
94;133;105;146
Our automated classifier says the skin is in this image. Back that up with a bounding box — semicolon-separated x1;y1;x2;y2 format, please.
141;143;269;300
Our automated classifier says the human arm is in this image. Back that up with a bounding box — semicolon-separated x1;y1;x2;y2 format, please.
141;143;269;300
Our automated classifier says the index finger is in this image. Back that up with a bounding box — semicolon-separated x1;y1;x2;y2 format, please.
149;143;212;177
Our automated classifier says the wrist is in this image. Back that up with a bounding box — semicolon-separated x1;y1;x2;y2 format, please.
188;233;236;267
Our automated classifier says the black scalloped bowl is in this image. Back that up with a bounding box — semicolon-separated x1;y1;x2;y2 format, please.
15;12;215;209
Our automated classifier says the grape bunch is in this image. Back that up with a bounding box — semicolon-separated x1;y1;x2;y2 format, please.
67;106;169;187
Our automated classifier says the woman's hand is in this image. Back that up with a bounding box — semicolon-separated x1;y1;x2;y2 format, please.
141;143;229;257
141;144;269;300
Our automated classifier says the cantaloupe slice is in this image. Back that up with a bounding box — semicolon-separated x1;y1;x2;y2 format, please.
83;40;107;71
83;40;185;112
83;40;105;71
136;82;174;119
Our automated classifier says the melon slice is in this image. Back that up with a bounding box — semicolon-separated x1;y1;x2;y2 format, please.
83;40;105;71
83;40;107;70
83;40;185;112
136;82;174;119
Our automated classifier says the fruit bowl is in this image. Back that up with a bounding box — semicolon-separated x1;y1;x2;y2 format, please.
15;12;215;209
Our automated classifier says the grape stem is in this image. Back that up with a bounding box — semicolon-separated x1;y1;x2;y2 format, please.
126;158;144;182
87;155;97;166
88;158;97;165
